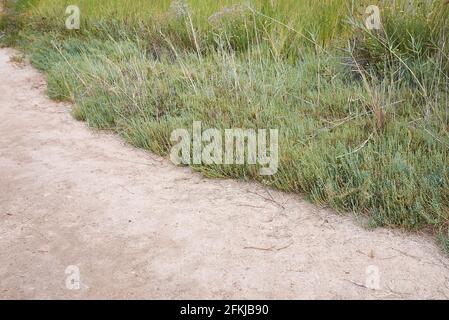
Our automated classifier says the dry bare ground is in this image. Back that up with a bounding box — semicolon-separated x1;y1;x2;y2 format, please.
0;48;449;299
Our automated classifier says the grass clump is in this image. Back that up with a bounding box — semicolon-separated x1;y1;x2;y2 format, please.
1;0;448;249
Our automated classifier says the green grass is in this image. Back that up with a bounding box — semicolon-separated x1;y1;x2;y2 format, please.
1;0;448;249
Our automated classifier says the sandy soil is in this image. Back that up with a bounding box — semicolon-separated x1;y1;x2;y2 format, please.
0;48;448;299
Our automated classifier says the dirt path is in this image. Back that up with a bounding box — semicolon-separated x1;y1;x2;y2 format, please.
0;48;448;299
